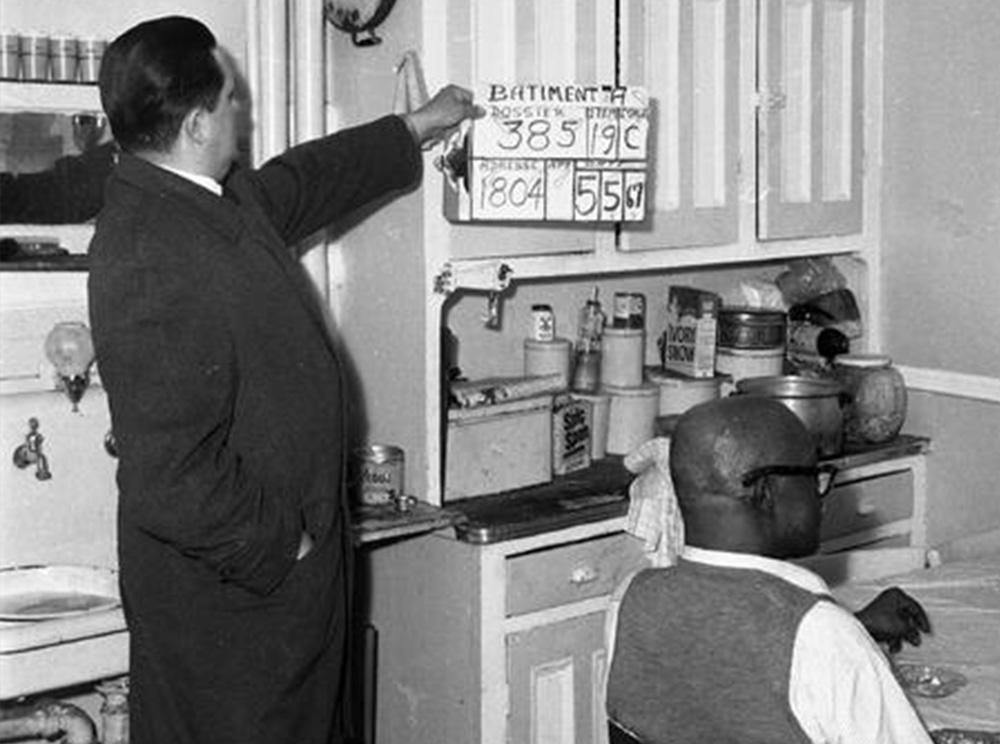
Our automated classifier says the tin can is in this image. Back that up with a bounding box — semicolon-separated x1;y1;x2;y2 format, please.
628;293;645;329
531;303;555;342
356;444;405;506
612;292;645;329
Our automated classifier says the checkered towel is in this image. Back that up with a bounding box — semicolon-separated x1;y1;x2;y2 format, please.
623;437;685;567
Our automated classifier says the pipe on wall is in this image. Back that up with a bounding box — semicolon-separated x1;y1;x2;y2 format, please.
0;700;97;744
248;0;330;304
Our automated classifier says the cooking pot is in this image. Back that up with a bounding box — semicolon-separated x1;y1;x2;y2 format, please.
735;375;844;457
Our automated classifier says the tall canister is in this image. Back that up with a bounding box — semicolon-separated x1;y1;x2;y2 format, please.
572;391;610;460
600;328;645;388
604;383;658;455
524;337;572;388
645;366;724;416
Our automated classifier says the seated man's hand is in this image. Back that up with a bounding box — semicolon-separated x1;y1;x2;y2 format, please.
854;587;931;653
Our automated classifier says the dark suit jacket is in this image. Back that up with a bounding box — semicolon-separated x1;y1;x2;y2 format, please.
88;115;420;744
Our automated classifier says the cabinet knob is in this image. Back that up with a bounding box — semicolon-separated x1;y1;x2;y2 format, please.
856;496;877;516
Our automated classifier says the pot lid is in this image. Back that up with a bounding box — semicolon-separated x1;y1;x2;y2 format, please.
736;375;843;398
836;353;892;368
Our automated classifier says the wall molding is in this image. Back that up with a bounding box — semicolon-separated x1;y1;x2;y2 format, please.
897;365;1000;404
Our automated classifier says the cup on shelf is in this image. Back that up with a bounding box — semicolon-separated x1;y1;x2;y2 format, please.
20;31;51;82
78;37;107;84
50;36;79;83
0;32;21;80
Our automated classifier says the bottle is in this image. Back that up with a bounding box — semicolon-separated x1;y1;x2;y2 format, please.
572;287;605;393
787;322;850;362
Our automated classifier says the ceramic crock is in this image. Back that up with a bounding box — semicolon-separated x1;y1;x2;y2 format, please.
833;354;907;444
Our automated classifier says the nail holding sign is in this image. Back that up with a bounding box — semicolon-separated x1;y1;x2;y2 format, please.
443;83;650;223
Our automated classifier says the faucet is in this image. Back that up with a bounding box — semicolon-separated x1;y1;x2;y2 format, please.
12;417;52;480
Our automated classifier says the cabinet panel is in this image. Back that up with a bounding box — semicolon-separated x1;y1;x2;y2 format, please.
820;469;913;545
618;0;740;251
757;0;865;239
438;0;616;259
506;533;648;617
507;611;608;744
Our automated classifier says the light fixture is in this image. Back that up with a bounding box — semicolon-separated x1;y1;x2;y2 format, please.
324;0;398;47
44;321;95;411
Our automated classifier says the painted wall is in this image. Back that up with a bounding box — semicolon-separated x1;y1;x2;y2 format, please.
881;0;1000;545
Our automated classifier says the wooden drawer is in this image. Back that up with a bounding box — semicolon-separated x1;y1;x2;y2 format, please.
506;533;648;617
820;470;913;544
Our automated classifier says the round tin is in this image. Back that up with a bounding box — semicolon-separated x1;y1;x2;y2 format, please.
717;308;787;350
356;444;405;506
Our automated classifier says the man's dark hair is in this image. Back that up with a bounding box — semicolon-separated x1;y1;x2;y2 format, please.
99;16;225;154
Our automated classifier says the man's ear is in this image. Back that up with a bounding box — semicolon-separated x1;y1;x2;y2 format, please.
182;107;209;147
747;479;774;512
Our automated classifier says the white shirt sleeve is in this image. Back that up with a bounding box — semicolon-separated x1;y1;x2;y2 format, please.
789;601;935;744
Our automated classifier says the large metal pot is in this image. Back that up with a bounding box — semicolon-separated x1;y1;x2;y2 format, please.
735;375;844;456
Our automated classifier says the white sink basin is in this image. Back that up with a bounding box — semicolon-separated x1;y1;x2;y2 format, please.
0;565;128;700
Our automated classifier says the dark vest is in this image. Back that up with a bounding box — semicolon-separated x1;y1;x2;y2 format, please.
607;560;822;744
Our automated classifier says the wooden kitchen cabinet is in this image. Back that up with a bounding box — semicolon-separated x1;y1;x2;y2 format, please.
433;0;618;261
329;0;884;507
362;519;649;744
617;0;742;252
757;0;867;241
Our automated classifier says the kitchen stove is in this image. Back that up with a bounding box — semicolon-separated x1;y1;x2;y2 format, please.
450;458;633;544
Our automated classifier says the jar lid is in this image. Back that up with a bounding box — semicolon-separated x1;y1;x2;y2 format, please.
837;353;892;368
603;327;645;338
718;307;787;323
601;382;658;397
524;337;571;350
644;366;725;387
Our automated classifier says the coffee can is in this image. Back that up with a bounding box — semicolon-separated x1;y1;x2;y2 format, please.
355;444;405;506
612;292;631;328
628;293;646;329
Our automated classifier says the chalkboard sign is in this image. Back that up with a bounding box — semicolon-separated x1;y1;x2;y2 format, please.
442;84;650;223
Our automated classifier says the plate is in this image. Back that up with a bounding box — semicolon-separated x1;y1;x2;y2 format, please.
0;565;120;621
894;662;969;699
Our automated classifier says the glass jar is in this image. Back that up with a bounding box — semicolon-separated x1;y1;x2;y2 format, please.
834;354;907;445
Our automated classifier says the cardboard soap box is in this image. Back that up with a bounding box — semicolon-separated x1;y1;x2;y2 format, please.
552;394;592;476
662;286;721;378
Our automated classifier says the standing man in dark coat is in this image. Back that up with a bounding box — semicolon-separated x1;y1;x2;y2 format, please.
88;16;478;744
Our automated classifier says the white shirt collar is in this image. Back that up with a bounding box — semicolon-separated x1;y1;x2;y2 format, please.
682;545;832;596
158;163;223;196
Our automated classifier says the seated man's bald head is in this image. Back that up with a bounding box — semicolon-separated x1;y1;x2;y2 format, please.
669;396;821;556
670;396;814;502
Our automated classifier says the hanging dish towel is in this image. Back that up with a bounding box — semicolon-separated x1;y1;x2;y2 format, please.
623;437;685;567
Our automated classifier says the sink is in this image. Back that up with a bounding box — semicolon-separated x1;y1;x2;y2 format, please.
0;564;119;621
0;565;128;700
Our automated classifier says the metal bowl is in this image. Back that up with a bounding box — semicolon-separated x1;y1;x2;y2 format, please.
735;375;844;456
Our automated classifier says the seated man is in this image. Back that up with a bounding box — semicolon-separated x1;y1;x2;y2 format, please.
606;396;933;743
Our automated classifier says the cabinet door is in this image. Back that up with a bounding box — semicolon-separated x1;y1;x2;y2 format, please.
618;0;741;251
757;0;865;239
439;0;616;259
507;611;610;744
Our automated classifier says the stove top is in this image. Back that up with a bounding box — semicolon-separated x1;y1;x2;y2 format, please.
449;458;633;544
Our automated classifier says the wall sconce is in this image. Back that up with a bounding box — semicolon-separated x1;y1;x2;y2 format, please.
44;321;95;411
325;0;398;46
